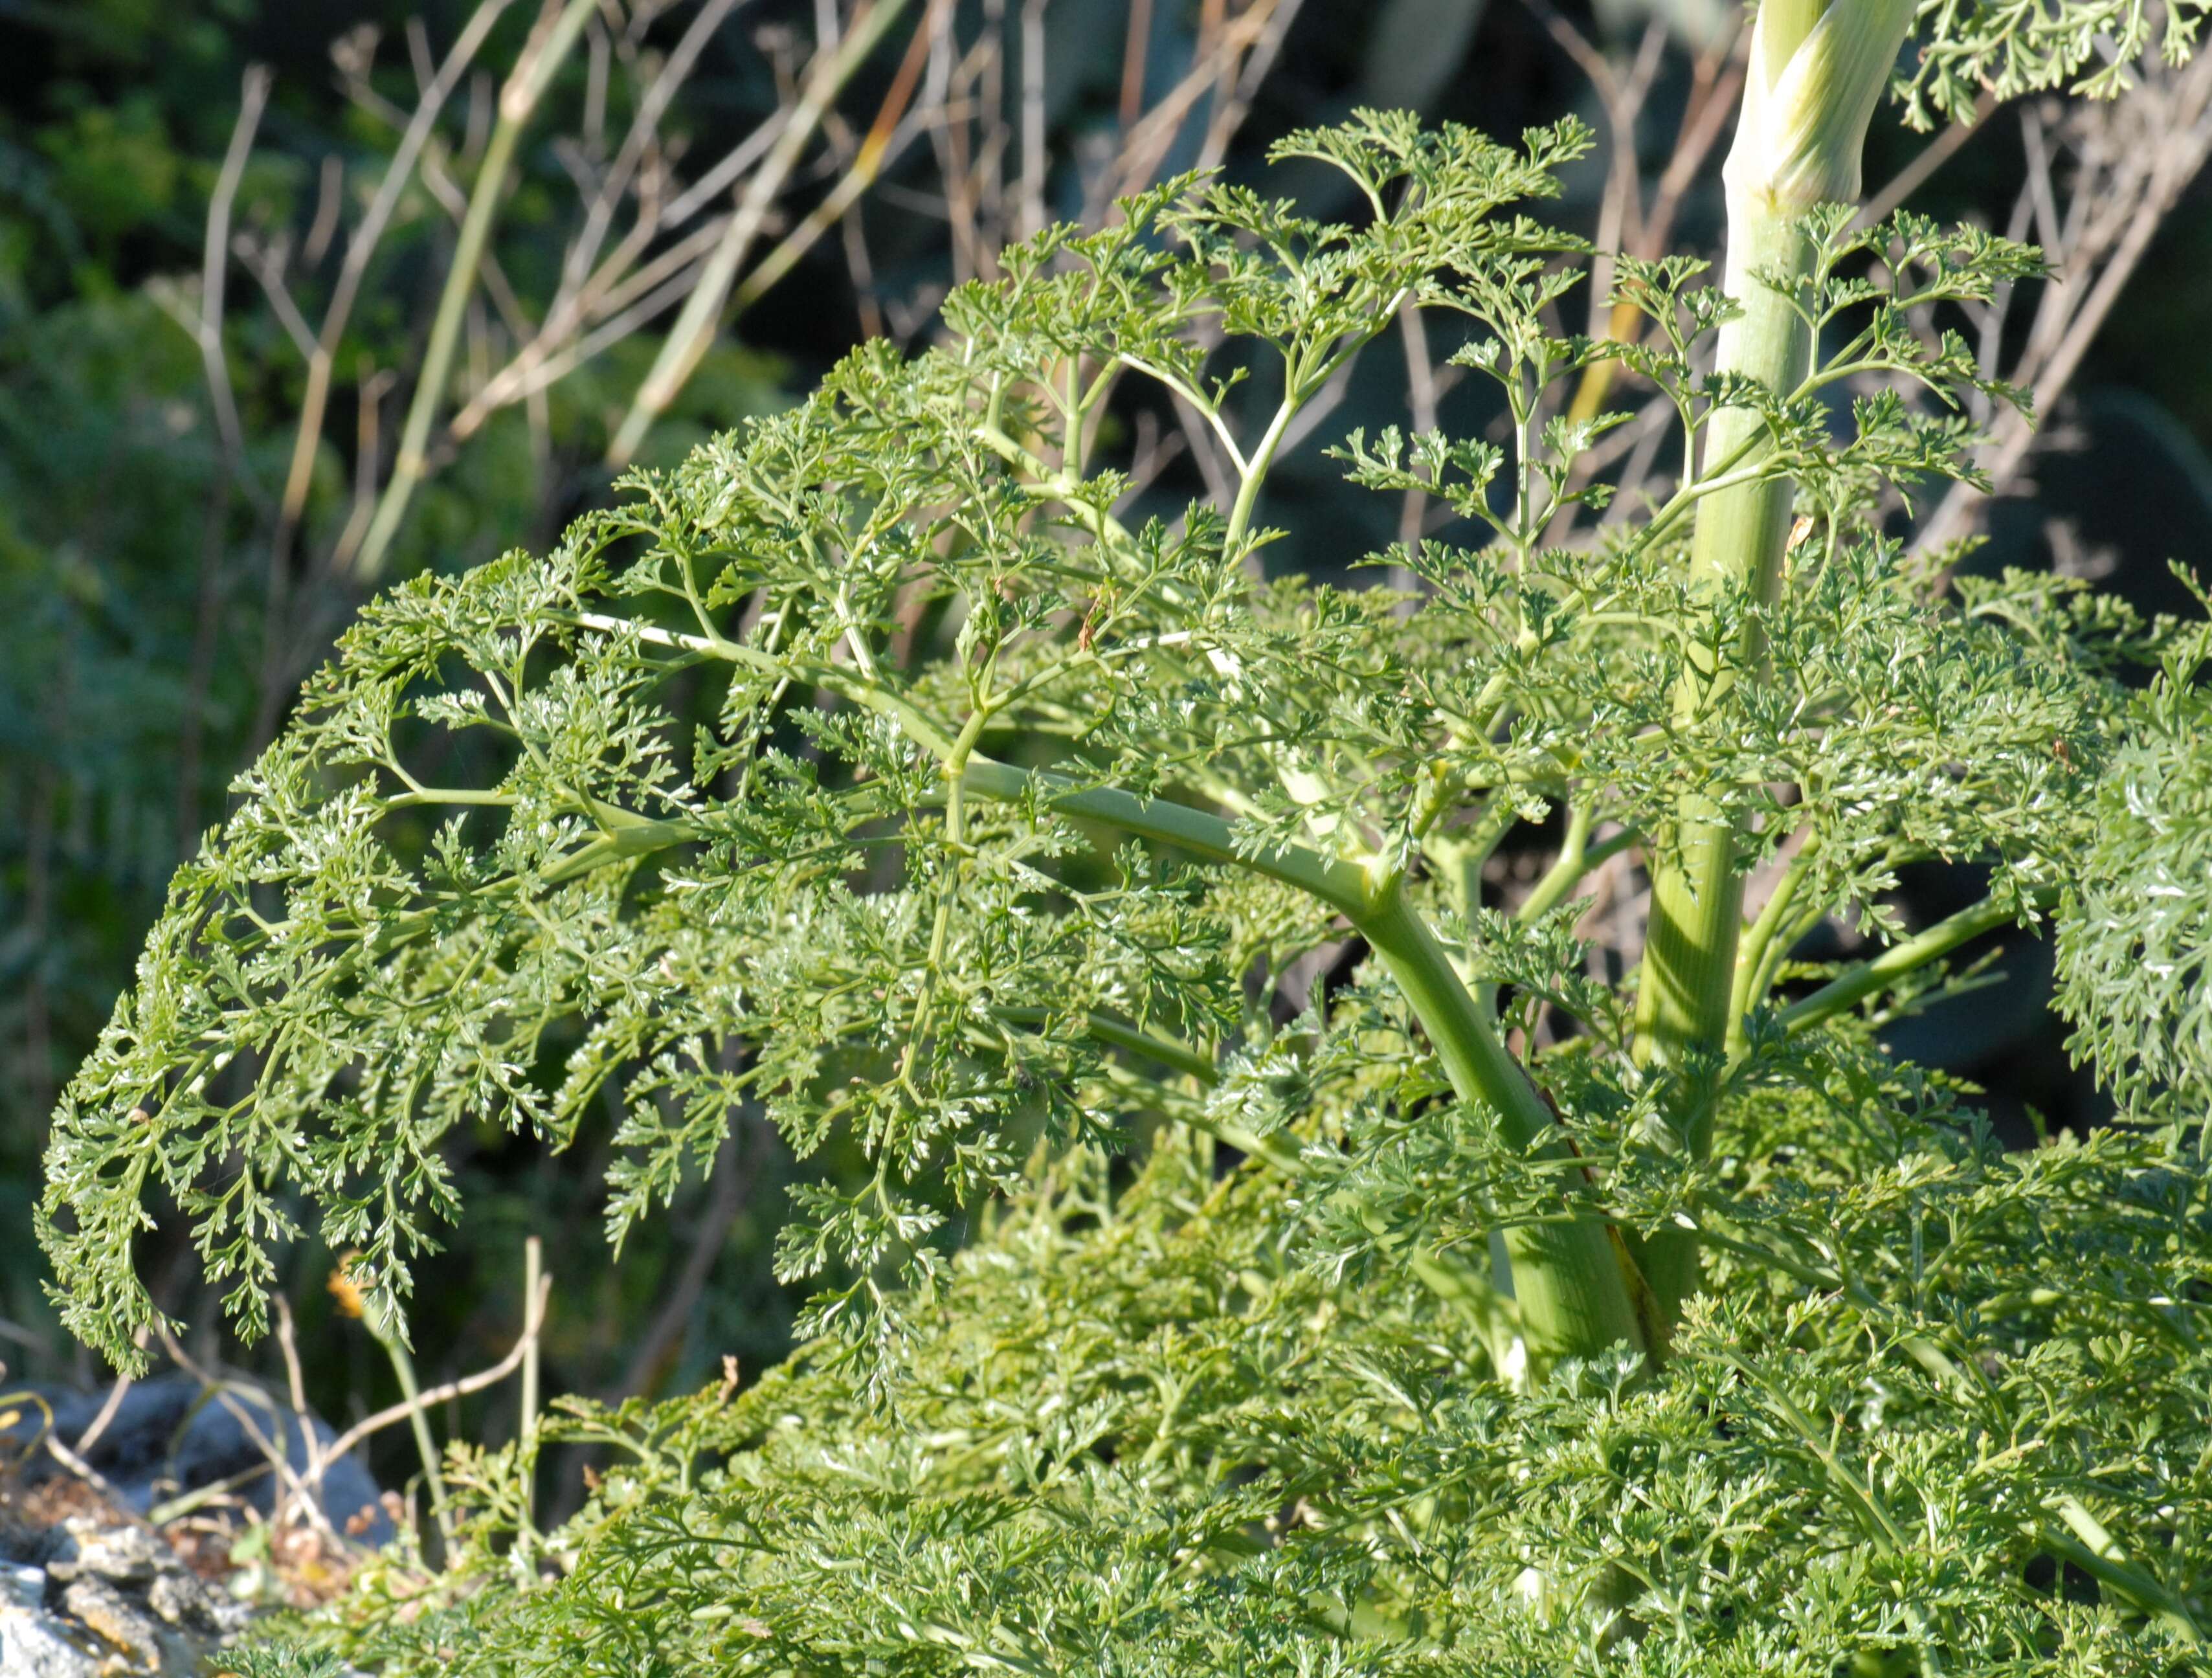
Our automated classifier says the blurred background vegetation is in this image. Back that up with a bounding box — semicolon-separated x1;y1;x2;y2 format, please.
3;0;2209;1517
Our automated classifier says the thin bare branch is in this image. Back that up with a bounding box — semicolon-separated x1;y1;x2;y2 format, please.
318;1276;552;1470
609;0;915;466
353;0;600;579
195;65;273;504
1857;90;1995;228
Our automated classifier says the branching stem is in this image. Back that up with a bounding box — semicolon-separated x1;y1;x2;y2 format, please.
1778;886;2058;1036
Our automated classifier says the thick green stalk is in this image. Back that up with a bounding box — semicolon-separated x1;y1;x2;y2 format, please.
1778;886;2059;1035
583;624;1647;1368
363;1298;454;1556
1630;203;1816;1317
1633;210;1815;1071
960;755;1647;1368
1360;877;1651;1369
1630;0;1914;1321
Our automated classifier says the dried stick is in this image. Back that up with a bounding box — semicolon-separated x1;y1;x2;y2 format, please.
1018;0;1046;240
269;0;510;562
562;0;751;300
253;0;512;745
1855;91;1996;229
194;66;273;500
153;1325;347;1550
1105;0;1288;205
519;1234;542;1555
719;4;937;320
69;1369;135;1459
1119;0;1155;131
444;0;767;439
1914;52;2212;557
609;0;915;465
317;1273;551;1471
353;0;599;579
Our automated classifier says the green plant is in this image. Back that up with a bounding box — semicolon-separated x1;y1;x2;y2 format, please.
35;1;2212;1669
0;0;1305;1404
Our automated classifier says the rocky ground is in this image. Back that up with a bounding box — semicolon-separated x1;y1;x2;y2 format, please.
1;1490;250;1676
1;1378;390;1676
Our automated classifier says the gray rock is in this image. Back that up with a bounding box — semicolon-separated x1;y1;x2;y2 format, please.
0;1510;248;1672
2;1376;392;1546
3;1376;374;1671
41;1520;161;1587
0;1516;39;1571
0;1602;101;1678
0;1566;41;1613
140;1569;223;1636
55;1577;163;1669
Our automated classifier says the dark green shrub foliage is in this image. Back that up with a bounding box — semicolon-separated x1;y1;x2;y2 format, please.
35;11;2212;1670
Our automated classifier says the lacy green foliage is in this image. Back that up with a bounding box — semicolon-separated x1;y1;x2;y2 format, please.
34;102;2212;1668
2056;604;2212;1118
40;117;2103;1365
1903;0;2211;126
217;1651;354;1678
267;1055;2210;1675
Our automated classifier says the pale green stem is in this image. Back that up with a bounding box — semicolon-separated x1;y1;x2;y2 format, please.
1361;874;1653;1369
1424;794;1521;927
1223;318;1400;554
1628;0;1846;1325
1609;0;1925;1359
515;1234;541;1574
959;755;1370;915
1474;814;1637;1029
1527;827;1639;923
370;1311;454;1556
994;1005;1221;1086
551;614;1646;1368
1631;194;1817;1106
2044;1495;2203;1644
352;0;598;581
959;755;1648;1369
1778;886;2057;1035
1745;902;1820;1027
1726;834;1816;1057
1224;397;1299;553
1518;803;1592;923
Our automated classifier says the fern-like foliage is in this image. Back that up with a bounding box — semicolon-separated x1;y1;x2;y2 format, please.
1904;0;2211;125
2057;598;2212;1119
34;90;2212;1674
276;1057;2209;1674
